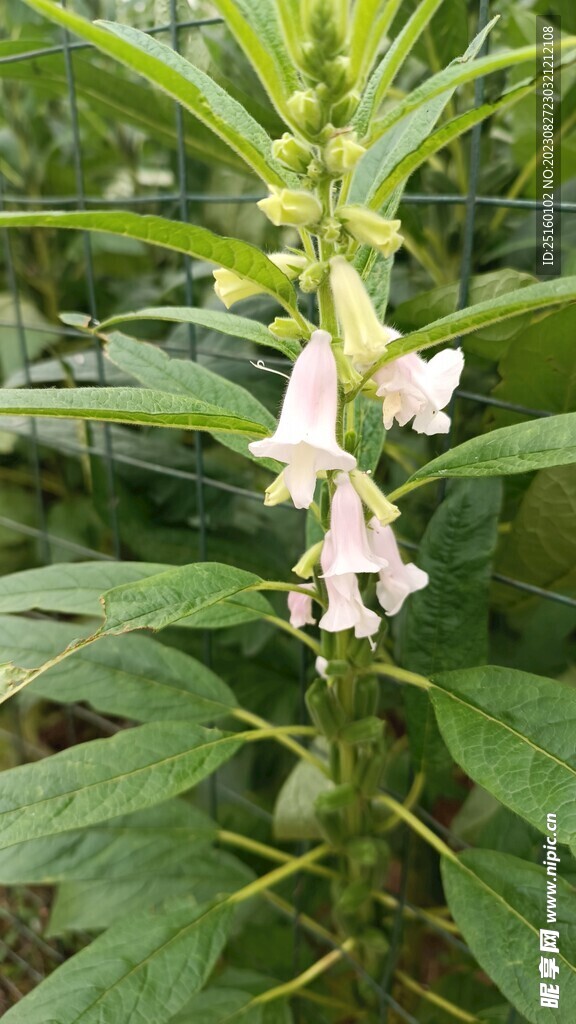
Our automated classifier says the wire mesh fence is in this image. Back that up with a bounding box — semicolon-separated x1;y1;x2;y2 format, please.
0;0;573;1016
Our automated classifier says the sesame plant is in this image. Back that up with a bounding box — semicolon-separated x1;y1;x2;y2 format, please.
0;1;576;1021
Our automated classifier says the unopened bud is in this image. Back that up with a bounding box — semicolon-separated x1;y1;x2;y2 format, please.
292;540;324;579
339;206;404;258
258;187;323;228
331;90;361;127
272;132;313;174
350;470;400;526
319;217;343;244
303;0;348;57
264;471;291;507
324;55;351;97
268;317;304;341
330;257;396;367
213;251;307;309
299;261;328;293
286;89;324;135
324;132;366;175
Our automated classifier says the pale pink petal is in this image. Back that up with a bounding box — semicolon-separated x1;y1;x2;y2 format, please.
321;474;387;577
249;330;356;508
288;585;316;628
368;518;428;616
318;534;381;639
373;348;463;436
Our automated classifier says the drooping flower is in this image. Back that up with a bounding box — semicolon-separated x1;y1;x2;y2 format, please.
288;585;316;628
368;517;428;616
321;473;387;577
338;207;404;258
249;330;356;509
213;252;306;309
330;257;397;367
373;347;464;435
257;187;322;227
319;533;381;639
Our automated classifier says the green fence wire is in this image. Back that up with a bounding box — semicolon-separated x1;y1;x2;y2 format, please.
0;1;572;1019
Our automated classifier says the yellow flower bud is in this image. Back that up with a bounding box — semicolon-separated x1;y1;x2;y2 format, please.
268;317;305;341
292;540;324;579
330;256;396;367
299;261;328;293
213;252;306;308
264;471;291;507
271;133;313;174
338;206;404;258
350;471;400;526
257;187;323;228
286;89;324;134
323;133;366;175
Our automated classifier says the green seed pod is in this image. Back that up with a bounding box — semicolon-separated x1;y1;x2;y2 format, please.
353;675;379;718
305;678;345;738
340;715;384;746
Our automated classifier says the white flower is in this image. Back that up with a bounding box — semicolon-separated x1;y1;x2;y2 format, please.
373;348;464;435
368;518;428;616
318;533;381;639
321;473;387;577
249;330;356;509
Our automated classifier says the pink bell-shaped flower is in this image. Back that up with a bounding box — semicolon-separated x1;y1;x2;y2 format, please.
373;347;464;435
321;472;388;577
318;533;381;639
368;517;428;616
288;585;316;628
249;330;356;509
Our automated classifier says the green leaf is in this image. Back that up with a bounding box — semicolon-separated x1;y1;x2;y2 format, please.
103;332;278;468
49;850;252;933
97;306;300;359
497;466;576;597
492;305;576;423
0;722;243;852
349;0;403;88
430;666;576;843
392;269;537;360
442;849;576;1024
0;562;270;700
2;898;234;1024
369;82;532;210
353;0;446;137
365;39;576;146
350;15;499;207
273;747;333;841
400;480;501;786
0;801;217;885
0;210;301;316
404;414;576;489
0;561;274;631
355;393;385;473
0;385;270;437
211;0;300;122
17;0;294;187
0;617;238;723
370;275;576;367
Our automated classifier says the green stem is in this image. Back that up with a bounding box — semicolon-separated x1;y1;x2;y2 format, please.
232;708;328;773
262;614;322;656
227;844;331;905
249;940;355;1007
395;970;480;1022
370;662;431;690
374;793;459;864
